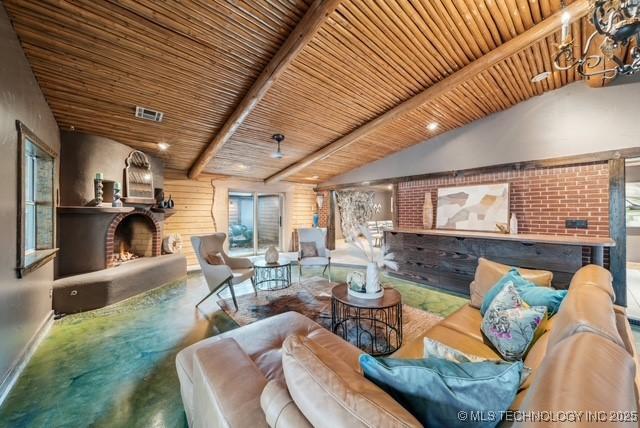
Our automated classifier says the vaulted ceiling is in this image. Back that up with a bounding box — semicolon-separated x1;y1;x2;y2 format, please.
5;0;601;184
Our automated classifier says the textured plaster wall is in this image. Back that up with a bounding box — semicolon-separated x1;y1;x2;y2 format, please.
0;3;60;387
60;131;164;207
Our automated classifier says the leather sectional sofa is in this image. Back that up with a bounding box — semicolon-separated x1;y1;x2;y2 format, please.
176;262;639;427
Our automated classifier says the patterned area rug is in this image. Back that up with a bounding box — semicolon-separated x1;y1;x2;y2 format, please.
217;277;443;350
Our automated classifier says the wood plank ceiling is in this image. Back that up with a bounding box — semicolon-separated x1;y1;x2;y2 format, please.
5;0;589;184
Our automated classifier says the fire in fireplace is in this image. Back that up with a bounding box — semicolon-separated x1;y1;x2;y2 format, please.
112;214;156;265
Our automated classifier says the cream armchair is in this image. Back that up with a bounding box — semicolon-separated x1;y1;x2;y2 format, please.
191;233;256;311
297;228;331;282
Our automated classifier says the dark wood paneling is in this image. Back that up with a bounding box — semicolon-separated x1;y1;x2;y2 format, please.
609;158;626;306
327;190;336;250
386;230;588;295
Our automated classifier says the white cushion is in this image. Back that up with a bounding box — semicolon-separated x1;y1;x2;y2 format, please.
299;257;329;266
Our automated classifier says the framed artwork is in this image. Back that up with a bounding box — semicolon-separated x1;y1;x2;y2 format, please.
436;183;510;232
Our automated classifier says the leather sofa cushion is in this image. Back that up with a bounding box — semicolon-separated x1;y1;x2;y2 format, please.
440;304;485;341
547;282;624;352
520;332;549;390
176;311;323;424
261;380;312;428
569;264;615;301
177;312;322;386
614;306;640;403
514;332;638;427
192;338;269;428
392;324;501;360
306;327;364;373
470;258;553;308
282;335;421;428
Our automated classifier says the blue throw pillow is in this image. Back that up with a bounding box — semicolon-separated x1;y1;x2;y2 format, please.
360;354;523;428
480;269;567;316
481;283;547;361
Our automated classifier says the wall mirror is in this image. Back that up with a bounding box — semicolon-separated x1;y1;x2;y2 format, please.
17;121;57;278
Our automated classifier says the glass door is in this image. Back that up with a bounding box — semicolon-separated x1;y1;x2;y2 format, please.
626;158;640;322
228;192;255;256
257;194;283;253
228;191;283;256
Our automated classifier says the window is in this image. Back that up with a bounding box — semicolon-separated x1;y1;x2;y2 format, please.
24;147;37;254
17;121;57;277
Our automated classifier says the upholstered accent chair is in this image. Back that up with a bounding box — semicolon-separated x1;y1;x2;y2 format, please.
297;228;331;282
191;233;256;310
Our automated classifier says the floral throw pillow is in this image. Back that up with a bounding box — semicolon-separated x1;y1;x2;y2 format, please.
481;282;547;361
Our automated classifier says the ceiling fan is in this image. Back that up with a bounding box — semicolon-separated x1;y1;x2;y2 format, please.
271;134;285;159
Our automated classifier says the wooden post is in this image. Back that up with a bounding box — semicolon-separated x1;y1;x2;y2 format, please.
392;183;399;228
327;191;336;250
609;158;626;306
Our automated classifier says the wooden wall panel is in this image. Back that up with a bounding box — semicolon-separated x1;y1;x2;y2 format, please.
163;172;316;265
163;173;217;267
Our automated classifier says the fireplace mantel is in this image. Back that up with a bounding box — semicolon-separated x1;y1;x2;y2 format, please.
57;206;134;214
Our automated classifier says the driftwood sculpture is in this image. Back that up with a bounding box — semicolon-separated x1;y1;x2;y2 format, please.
336;191;375;239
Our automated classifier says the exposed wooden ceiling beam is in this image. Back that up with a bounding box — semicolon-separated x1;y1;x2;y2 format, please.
264;0;590;184
188;0;341;179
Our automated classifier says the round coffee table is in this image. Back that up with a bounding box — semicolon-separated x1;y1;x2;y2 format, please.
253;258;292;291
331;283;403;356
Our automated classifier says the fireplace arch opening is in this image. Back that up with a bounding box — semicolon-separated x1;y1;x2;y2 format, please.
106;209;161;267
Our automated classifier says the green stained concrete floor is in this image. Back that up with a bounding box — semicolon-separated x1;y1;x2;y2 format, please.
0;266;467;428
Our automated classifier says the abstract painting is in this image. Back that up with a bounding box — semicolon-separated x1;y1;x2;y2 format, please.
436;183;509;232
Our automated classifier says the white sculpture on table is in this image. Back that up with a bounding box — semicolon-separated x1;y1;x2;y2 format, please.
348;224;399;299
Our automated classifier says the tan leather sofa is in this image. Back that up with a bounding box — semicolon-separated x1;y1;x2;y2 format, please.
176;262;639;427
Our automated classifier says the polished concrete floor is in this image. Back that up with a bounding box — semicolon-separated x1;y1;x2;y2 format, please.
0;266;468;428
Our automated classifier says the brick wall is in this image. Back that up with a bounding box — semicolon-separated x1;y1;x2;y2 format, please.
398;162;610;238
318;190;330;228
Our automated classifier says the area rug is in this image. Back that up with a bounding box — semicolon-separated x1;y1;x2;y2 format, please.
217;277;443;348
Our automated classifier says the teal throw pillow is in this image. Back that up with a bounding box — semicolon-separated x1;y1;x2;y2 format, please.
359;354;523;428
480;268;567;316
481;282;547;361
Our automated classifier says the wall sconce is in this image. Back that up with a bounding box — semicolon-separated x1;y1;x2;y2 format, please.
316;194;325;210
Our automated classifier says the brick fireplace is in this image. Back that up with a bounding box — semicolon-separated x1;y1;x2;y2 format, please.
105;208;161;267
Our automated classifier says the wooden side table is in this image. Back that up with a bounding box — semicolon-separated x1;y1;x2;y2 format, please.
330;283;403;356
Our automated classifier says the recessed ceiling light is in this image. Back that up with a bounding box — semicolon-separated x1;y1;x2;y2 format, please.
157;142;170;151
237;163;248;170
306;175;320;180
427;122;438;131
531;71;551;83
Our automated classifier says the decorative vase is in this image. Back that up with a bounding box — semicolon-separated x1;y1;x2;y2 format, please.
422;192;433;229
265;246;279;264
112;185;123;207
312;212;319;228
94;178;104;206
509;213;518;235
366;262;380;294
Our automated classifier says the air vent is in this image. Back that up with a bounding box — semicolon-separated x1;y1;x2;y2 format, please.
135;106;164;122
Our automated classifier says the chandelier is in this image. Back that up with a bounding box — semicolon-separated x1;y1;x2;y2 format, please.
554;0;640;79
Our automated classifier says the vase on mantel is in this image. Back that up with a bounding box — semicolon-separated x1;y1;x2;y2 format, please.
509;214;518;235
422;192;433;229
